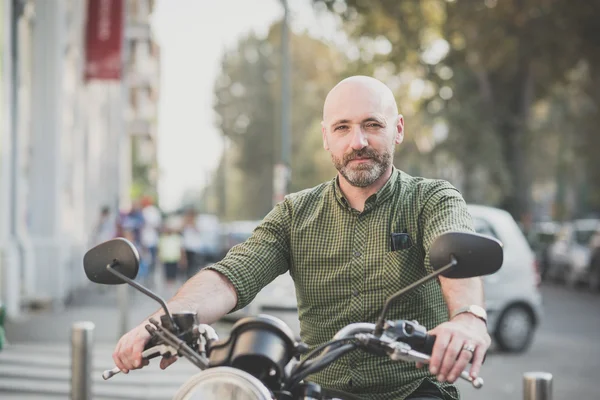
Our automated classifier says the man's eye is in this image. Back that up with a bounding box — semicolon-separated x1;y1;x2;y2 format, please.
366;122;382;128
334;125;348;131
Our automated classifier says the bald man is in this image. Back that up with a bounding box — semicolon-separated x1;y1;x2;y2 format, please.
112;76;488;400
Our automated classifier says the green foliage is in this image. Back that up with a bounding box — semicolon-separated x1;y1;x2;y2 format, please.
210;24;344;220
315;0;600;219
202;1;600;221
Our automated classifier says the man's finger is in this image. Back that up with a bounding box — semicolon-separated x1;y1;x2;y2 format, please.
468;345;486;379
447;346;473;383
437;336;463;382
112;341;127;374
131;337;147;369
428;329;451;376
120;343;138;372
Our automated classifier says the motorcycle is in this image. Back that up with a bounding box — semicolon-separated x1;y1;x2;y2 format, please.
83;231;503;400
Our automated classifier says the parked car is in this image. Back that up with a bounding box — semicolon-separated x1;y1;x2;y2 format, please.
218;219;299;321
218;220;263;260
467;204;543;353
546;219;600;287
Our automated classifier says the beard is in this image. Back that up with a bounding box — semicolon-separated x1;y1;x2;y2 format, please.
332;147;392;188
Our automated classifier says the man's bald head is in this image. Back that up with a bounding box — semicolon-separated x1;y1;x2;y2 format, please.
323;76;398;123
320;76;404;189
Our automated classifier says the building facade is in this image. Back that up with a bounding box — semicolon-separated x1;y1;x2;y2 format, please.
0;0;160;318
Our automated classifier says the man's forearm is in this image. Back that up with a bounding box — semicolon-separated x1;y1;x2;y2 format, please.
439;276;484;316
150;269;238;324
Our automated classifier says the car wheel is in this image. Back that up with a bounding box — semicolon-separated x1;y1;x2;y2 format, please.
494;305;535;353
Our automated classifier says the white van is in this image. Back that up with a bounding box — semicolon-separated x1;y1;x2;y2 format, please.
468;204;543;353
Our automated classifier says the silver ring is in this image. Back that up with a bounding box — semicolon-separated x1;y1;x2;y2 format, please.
462;344;476;353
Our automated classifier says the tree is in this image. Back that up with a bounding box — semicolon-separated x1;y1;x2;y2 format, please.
213;34;278;219
316;0;600;220
211;24;344;220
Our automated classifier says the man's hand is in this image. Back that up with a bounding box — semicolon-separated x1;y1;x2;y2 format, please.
112;321;178;373
425;314;490;383
112;323;150;374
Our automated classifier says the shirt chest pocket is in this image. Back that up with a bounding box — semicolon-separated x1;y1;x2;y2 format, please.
365;247;426;301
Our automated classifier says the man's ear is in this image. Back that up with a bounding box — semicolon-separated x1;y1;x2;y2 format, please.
322;121;329;150
394;114;404;145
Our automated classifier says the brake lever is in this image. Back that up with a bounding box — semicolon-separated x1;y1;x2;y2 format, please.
387;341;484;389
102;319;213;380
102;344;179;380
355;334;483;389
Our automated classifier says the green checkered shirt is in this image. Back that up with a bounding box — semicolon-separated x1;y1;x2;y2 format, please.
206;168;474;400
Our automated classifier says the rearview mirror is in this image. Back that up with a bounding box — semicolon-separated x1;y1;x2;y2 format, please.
83;238;140;284
429;232;503;278
374;231;503;335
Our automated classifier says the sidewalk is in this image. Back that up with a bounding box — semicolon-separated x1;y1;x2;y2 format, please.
0;277;299;399
1;282;203;399
4;281;230;345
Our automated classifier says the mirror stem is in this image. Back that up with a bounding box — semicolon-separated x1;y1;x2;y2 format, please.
374;255;458;336
106;263;177;331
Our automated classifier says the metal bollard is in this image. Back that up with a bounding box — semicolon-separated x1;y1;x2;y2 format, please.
71;321;95;400
523;371;553;400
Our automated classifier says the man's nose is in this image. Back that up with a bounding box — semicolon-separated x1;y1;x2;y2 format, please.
349;126;368;150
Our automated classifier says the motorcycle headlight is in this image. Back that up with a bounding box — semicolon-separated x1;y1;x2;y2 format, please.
172;367;273;400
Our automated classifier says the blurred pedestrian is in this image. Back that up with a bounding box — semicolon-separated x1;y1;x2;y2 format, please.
141;195;162;282
181;208;203;279
125;200;145;245
158;225;184;290
91;205;116;246
122;224;150;283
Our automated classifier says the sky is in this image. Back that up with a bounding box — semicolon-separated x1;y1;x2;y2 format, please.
151;0;342;211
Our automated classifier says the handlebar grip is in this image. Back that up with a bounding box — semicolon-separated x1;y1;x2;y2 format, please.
141;336;165;360
420;334;486;364
143;334;160;351
422;334;436;355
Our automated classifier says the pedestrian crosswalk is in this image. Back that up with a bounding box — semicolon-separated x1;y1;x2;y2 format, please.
0;343;203;399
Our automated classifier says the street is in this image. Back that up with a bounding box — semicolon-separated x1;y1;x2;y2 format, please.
1;282;598;399
253;282;600;400
457;283;600;399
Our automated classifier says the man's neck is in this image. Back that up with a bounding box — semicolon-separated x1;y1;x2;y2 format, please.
338;166;393;212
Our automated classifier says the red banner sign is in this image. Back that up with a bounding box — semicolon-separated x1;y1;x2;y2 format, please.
84;0;124;81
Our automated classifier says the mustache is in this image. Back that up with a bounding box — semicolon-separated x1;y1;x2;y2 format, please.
343;148;380;164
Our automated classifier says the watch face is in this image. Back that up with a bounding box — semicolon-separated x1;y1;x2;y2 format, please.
470;305;487;319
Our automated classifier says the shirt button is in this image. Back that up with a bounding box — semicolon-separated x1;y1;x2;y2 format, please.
352;290;359;297
353;251;361;257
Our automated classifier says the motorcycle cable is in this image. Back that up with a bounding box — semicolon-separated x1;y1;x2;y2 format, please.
290;337;358;376
286;343;359;391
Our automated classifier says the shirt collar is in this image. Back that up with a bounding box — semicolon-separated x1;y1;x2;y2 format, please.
333;167;400;212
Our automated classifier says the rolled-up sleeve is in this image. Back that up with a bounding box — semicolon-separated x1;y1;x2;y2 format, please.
419;180;475;274
204;199;292;311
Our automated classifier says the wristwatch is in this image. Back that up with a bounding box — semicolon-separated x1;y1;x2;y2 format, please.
450;305;487;325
